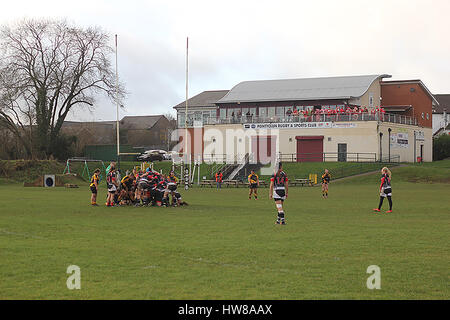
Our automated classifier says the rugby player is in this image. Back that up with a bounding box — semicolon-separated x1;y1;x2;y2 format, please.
173;191;189;206
269;162;289;225
163;171;179;206
106;166;119;207
119;172;135;205
136;171;152;206
321;169;331;198
89;168;101;206
248;170;259;200
373;167;393;213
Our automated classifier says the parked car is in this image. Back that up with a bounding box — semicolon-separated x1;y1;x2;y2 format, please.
137;150;167;162
164;150;178;160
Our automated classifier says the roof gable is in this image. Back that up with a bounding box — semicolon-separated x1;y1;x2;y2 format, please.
173;90;229;109
381;80;440;106
120;115;165;130
433;94;450;113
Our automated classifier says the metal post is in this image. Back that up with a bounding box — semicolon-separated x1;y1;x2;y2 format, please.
184;168;189;190
414;131;417;163
115;34;121;170
184;37;189;165
388;128;392;163
379;132;383;162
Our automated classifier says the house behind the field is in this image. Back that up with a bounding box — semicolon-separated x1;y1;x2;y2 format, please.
433;94;450;136
61;115;176;160
118;115;175;150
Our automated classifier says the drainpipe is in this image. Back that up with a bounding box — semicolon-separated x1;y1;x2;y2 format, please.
379;132;383;162
388;128;392;162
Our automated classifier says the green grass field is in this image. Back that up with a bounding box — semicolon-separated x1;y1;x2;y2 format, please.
0;163;449;299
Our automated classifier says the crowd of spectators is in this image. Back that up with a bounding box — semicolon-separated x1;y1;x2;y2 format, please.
228;106;387;123
287;106;386;117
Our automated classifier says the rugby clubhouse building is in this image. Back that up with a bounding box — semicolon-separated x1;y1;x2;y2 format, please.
173;74;438;163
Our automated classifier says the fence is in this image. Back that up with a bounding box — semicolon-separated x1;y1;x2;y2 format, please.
278;152;377;163
202;112;417;126
84;145;144;162
278;153;400;163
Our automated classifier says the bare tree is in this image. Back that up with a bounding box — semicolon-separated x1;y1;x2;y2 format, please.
0;18;125;158
163;112;178;150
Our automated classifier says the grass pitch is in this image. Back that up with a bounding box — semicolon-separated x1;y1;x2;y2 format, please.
0;176;448;299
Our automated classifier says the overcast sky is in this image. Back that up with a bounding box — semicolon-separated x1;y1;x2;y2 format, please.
1;0;449;121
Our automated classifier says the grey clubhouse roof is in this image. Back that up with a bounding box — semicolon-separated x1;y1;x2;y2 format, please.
217;74;391;104
173;90;229;109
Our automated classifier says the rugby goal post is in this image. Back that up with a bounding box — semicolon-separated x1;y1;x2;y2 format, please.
63;158;107;181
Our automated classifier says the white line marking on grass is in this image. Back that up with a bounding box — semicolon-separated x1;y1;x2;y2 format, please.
0;229;44;239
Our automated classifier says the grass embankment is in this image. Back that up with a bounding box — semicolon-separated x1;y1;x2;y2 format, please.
334;159;450;185
257;162;398;183
2;159;450;185
0;160;219;184
0;160;66;184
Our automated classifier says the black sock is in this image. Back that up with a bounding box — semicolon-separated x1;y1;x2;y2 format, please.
378;196;384;210
387;196;392;210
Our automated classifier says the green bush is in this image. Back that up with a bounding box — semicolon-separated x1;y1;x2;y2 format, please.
433;134;450;161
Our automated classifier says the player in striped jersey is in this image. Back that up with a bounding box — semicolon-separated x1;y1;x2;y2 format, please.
321;169;331;198
269;162;289;225
248;170;259;200
373;167;393;213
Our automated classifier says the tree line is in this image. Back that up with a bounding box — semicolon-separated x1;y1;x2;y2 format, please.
0;18;125;160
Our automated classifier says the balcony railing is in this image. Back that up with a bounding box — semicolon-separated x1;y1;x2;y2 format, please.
277;153;400;163
187;112;417;126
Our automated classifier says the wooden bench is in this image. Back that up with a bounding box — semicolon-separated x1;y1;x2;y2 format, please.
199;180;215;188
291;179;313;187
223;180;239;188
239;180;268;188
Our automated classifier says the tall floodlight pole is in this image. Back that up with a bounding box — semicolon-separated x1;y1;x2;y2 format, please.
115;34;120;169
184;37;189;165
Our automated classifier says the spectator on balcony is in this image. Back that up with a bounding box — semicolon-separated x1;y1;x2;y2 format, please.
237;110;242;121
231;111;235;123
314;109;321;122
246;110;251;122
293;108;299;121
286;108;292;121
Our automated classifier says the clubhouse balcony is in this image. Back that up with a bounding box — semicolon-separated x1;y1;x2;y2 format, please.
178;112;418;128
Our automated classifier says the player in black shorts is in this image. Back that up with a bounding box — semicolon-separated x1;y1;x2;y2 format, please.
248;170;259;200
269;162;289;225
173;191;188;206
89;168;101;206
163;171;178;206
373;167;393;213
321;169;331;199
119;172;135;205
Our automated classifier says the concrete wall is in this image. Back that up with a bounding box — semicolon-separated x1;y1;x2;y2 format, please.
201;121;432;163
378;123;432;162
